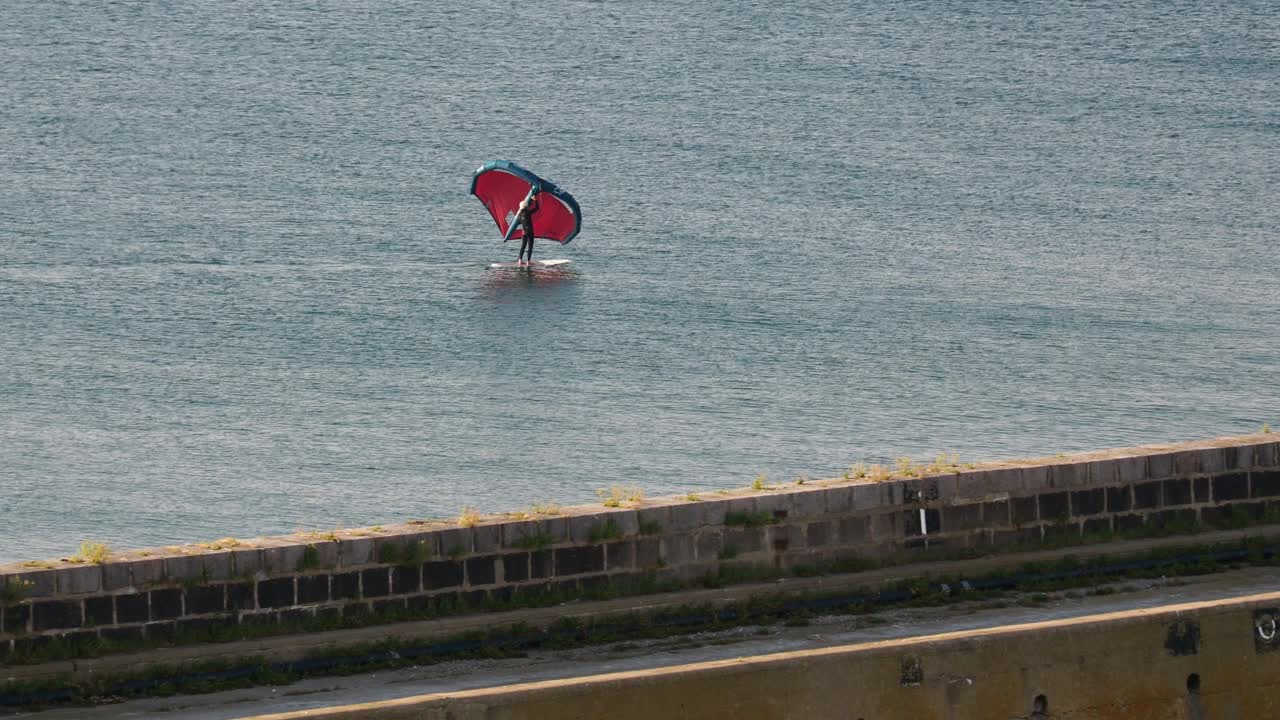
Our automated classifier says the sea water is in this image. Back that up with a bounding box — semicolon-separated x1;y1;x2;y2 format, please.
1;0;1277;562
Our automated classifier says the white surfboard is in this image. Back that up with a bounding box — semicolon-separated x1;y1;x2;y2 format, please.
488;259;572;270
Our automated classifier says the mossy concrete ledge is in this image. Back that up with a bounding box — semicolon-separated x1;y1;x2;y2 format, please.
1;432;1278;663
240;589;1280;720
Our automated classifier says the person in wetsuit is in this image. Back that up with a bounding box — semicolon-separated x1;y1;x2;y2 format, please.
516;189;540;267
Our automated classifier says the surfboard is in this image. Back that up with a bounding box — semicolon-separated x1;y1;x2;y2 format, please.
488;259;572;270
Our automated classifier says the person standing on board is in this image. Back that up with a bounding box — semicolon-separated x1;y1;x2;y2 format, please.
516;189;540;267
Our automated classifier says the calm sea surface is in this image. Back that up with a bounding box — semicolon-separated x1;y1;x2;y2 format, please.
2;1;1277;562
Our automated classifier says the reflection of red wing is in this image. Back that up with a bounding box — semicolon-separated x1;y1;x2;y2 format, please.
470;161;582;244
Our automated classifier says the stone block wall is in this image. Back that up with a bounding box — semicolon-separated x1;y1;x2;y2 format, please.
2;433;1278;662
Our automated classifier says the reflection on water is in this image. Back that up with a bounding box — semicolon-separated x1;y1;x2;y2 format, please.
481;266;579;300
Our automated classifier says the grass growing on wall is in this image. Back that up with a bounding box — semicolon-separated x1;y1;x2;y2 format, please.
458;507;482;527
68;542;111;565
588;520;623;543
723;511;777;528
596;486;644;508
296;545;321;572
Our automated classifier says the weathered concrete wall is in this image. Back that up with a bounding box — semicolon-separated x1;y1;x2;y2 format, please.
2;433;1278;662
239;590;1280;720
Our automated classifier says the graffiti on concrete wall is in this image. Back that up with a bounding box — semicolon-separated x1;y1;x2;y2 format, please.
900;655;923;686
1165;620;1200;656
1255;608;1278;653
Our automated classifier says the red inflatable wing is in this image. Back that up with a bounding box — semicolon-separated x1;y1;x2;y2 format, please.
469;161;583;244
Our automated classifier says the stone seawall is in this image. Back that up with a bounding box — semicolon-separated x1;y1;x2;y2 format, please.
2;433;1278;662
